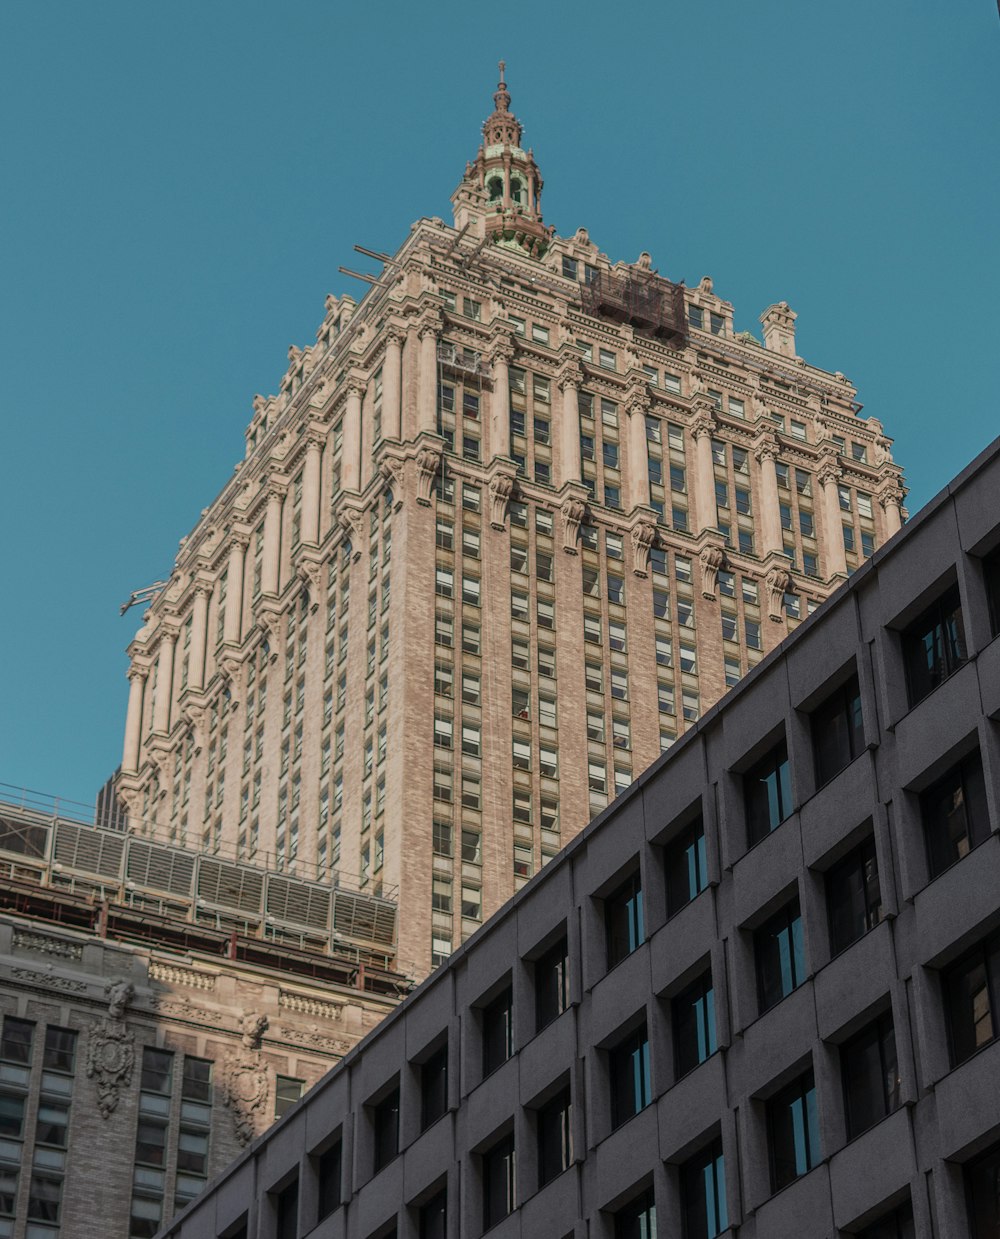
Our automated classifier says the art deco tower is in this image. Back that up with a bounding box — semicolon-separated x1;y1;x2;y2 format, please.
116;68;906;977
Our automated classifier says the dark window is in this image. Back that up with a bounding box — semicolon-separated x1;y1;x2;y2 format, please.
985;551;1000;639
482;1133;515;1230
421;1046;448;1131
681;1140;728;1239
812;674;864;785
673;971;717;1078
0;1094;24;1138
745;740;793;845
141;1048;173;1094
275;1178;298;1239
943;931;1000;1067
373;1087;400;1172
27;1174;61;1223
42;1027;77;1074
0;1018;33;1065
755;901;805;1014
135;1119;168;1167
902;585;967;706
615;1187;656;1239
482;986;513;1076
609;1024;652;1129
841;1012;900;1138
419;1188;447;1239
967;1142;1000;1238
921;750;990;879
182;1056;212;1102
537;1087;573;1186
317;1141;341;1220
535;938;569;1032
826;835;883;956
275;1075;304;1118
665;819;708;917
35;1101;67;1148
767;1070;820;1192
606;871;644;968
858;1201;915;1239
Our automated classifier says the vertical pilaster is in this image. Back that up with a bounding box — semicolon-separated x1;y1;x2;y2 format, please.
691;407;718;533
557;356;583;487
223;534;249;644
488;333;514;460
383;329;404;441
626;381;651;511
262;484;285;596
189;585;209;692
819;459;849;577
880;482;904;537
302;429;324;545
122;665;148;772
753;431;784;556
343;379;364;494
418;318;439;436
152;628;177;734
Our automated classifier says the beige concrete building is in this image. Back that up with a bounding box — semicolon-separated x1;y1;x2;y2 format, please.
0;794;408;1239
115;66;906;981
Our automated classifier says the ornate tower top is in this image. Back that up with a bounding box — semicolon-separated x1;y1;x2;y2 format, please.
452;61;550;258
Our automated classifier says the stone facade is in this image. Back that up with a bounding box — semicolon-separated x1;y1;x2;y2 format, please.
154;433;1000;1239
114;67;906;979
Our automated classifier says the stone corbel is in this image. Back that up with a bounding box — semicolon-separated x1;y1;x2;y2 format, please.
338;503;365;556
816;453;843;489
559;484;589;554
415;444;443;507
764;562;793;622
698;543;726;599
753;427;781;464
629;516;657;578
256;603;281;661
378;450;406;509
690;406;716;441
556;354;584;392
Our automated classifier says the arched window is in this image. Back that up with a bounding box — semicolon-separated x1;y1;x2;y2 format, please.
488;177;503;202
510;177;524;205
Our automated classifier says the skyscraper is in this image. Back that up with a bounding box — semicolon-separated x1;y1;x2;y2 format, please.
115;66;906;978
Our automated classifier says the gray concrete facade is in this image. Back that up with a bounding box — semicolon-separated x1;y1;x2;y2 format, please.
156;435;1000;1239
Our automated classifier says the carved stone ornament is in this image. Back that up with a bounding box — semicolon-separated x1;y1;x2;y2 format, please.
488;473;515;530
625;384;651;420
765;565;792;622
86;982;136;1119
556;357;583;392
239;1012;269;1050
379;454;406;497
817;457;843;489
879;483;905;510
699;545;725;599
219;653;243;691
560;495;587;554
753;430;780;464
690;410;716;441
487;335;516;368
415;446;441;506
222;1051;269;1147
338;506;365;547
297;559;323;605
630;521;656;577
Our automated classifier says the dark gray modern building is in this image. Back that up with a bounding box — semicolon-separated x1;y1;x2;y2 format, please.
156;436;1000;1239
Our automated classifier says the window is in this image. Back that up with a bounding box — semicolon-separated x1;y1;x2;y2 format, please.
710;311;725;336
606;871;644;968
745;739;792;844
275;1075;304;1118
615;1188;656;1239
665;819;707;917
826;835;883;955
373;1087;400;1171
688;305;704;329
562;255;578;279
755;900;805;1014
0;1017;32;1065
141;1047;173;1094
858;1202;915;1239
275;1178;299;1239
482;987;513;1076
419;1188;447;1239
317;1140;342;1220
43;1026;76;1073
767;1070;820;1191
985;549;1000;638
943;931;1000;1066
681;1141;728;1239
841;1012;900;1138
535;938;569;1032
673;971;717;1078
599;347;617;370
967;1142;1000;1238
482;1133;516;1230
537;1087;573;1186
901;584;967;705
812;674;864;785
609;1024;652;1129
462;830;482;864
420;1046;448;1131
921;750;989;878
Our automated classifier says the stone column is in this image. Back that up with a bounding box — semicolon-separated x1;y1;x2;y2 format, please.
122;665;148;772
342;379;364;493
418;319;439;436
152;628;176;734
753;431;784;556
302;430;323;545
626;383;651;511
189;585;209;692
383;329;403;440
819;460;848;577
488;334;514;460
880;483;904;537
557;357;583;487
262;485;284;596
691;408;718;533
224;534;248;644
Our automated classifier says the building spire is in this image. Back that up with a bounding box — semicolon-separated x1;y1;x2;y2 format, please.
483;58;522;148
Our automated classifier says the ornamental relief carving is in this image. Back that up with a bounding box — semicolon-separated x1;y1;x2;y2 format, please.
12;930;83;961
415;446;441;506
11;968;87;994
630;521;656;577
560;495;587;554
699;545;725;599
86;981;135;1119
148;961;217;991
223;1013;270;1146
278;991;345;1021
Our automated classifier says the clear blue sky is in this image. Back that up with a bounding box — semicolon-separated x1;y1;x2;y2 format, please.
1;2;997;808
